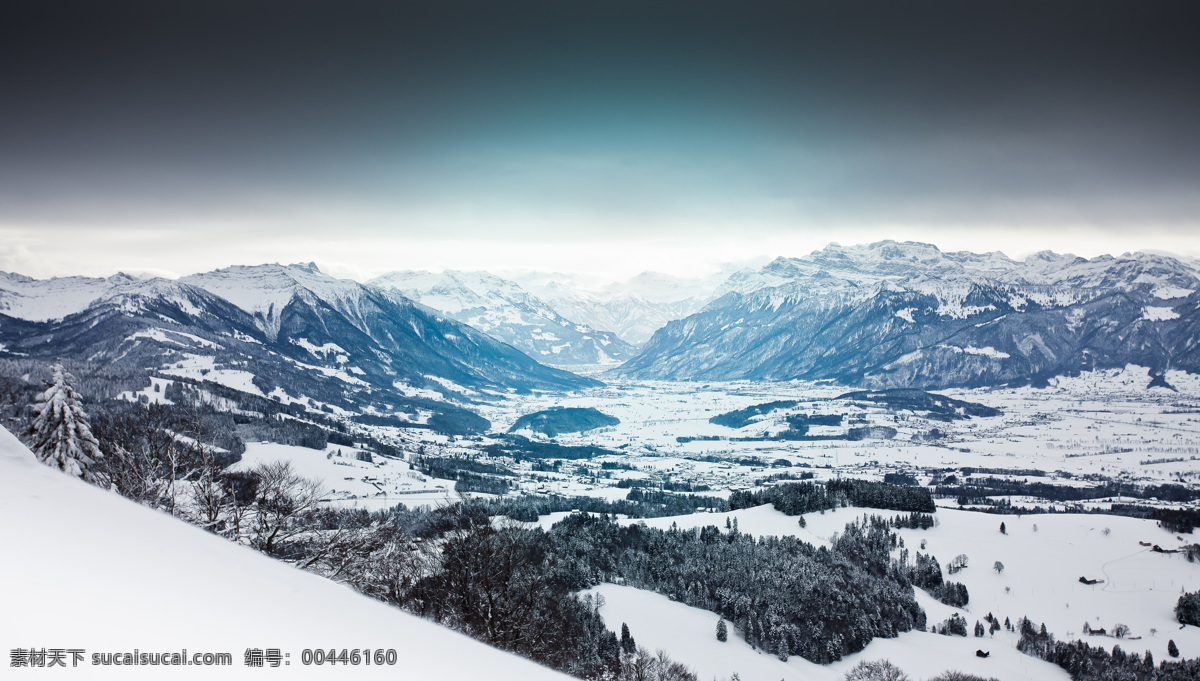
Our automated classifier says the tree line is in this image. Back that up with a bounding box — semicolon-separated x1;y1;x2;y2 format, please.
1017;616;1199;681
729;479;937;515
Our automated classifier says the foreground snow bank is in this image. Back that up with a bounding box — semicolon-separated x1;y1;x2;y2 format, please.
0;425;571;680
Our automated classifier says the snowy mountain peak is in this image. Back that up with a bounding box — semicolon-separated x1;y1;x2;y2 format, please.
714;241;1200;301
180;263;379;340
369;269;638;366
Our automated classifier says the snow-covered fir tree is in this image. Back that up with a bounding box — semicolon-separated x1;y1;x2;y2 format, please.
29;359;103;480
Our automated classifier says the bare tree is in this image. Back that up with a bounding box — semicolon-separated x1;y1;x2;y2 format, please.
249;460;325;557
94;405;194;511
295;508;397;582
220;470;260;543
844;659;910;681
183;407;229;531
352;526;434;605
617;647;697;681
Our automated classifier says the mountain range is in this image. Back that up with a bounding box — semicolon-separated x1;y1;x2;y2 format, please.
617;241;1200;389
368;270;639;366
0;263;597;433
4;242;1199;406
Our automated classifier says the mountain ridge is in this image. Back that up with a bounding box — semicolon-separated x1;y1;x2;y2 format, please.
0;263;598;435
368;269;638;366
618;241;1200;388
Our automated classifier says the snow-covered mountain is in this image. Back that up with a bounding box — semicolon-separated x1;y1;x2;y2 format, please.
0;425;575;681
618;241;1200;388
368;270;637;366
513;271;726;346
518;284;707;348
0;270;141;322
0;264;598;434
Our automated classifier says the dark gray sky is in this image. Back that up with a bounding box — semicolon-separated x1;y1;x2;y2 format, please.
2;0;1198;279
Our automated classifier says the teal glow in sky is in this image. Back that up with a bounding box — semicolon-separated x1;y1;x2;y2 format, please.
2;1;1198;280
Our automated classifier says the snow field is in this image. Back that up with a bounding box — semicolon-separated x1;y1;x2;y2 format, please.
896;509;1200;663
586;583;1070;681
160;353;265;397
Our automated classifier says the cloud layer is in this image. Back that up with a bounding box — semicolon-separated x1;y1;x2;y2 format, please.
2;1;1198;277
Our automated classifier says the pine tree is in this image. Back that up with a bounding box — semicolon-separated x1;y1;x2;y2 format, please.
620;622;636;654
716;619;728;642
1167;639;1179;658
1176;590;1200;625
774;630;788;661
1000;522;1006;534
28;359;102;481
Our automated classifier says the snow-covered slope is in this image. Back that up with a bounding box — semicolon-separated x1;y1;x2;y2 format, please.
369;270;637;366
0;424;573;680
620;241;1200;388
595;503;1200;665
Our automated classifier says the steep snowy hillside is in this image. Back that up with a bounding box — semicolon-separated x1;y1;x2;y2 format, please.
0;425;574;680
620;241;1200;388
368;270;637;366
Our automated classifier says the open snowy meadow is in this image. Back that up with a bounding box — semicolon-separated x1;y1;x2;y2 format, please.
579;503;1200;678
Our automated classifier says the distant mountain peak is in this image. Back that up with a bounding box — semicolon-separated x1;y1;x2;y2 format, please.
369;269;639;365
291;261;321;274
